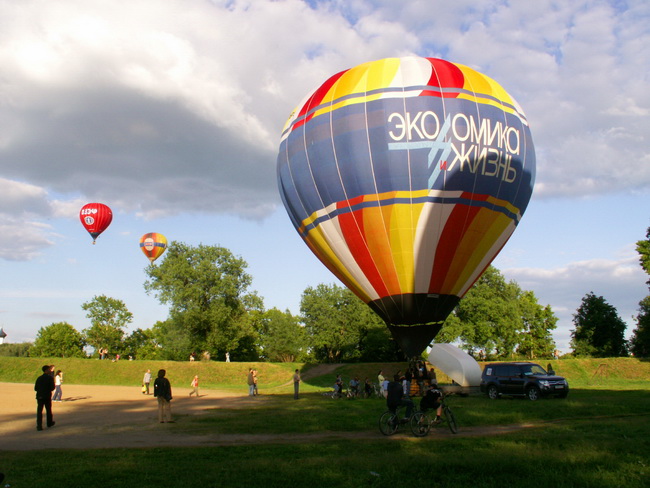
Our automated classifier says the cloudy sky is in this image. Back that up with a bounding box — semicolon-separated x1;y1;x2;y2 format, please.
0;0;648;353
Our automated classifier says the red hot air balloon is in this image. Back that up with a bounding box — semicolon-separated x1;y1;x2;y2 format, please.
79;203;113;244
277;57;536;358
139;233;167;264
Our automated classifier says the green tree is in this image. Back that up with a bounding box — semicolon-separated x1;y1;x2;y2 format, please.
636;227;650;286
150;320;190;360
123;328;161;360
516;292;558;359
30;322;86;358
438;267;557;359
144;242;257;360
629;296;650;357
453;266;522;358
630;230;650;357
82;295;133;356
570;292;627;357
357;326;403;362
300;283;394;362
0;342;32;357
259;308;305;362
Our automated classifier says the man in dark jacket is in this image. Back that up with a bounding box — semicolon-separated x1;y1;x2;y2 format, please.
386;374;414;420
34;364;55;431
153;369;173;423
420;383;443;423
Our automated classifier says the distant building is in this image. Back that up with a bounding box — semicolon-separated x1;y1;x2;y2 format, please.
0;328;6;345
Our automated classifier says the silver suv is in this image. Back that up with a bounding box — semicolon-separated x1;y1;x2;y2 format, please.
480;362;569;400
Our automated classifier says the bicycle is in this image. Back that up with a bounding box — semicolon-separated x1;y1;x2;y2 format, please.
378;404;422;436
410;395;458;436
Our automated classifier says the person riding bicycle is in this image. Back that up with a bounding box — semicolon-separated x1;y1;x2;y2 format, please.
420;383;443;423
386;375;414;421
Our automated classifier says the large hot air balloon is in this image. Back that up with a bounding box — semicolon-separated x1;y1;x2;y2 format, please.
79;203;113;244
277;57;536;357
139;233;167;264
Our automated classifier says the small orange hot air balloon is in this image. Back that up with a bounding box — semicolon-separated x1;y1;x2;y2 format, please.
139;233;167;264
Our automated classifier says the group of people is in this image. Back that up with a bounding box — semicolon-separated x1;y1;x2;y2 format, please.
332;374;374;398
32;361;443;433
377;363;437;398
383;370;444;423
328;363;439;401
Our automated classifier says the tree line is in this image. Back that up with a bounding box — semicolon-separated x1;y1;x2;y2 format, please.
3;227;649;361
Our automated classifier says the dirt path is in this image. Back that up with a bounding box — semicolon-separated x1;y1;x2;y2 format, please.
0;382;537;451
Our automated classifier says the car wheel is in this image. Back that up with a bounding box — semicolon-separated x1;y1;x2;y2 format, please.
487;385;499;400
526;386;541;401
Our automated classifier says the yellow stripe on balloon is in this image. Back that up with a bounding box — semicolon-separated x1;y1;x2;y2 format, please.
388;201;420;294
444;210;512;295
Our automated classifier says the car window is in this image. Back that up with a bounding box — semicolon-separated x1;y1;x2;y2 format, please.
485;367;493;376
494;365;507;376
508;366;521;376
530;364;546;375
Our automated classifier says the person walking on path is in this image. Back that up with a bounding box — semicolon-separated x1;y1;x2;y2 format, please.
34;364;56;431
253;369;259;396
142;369;152;395
52;370;63;402
153;369;173;423
189;375;199;397
293;369;301;399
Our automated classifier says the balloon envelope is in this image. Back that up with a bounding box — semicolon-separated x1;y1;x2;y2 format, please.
79;203;113;244
139;233;167;263
277;57;536;357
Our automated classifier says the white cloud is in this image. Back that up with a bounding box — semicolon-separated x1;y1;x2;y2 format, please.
502;253;648;351
0;0;647;353
2;1;647;217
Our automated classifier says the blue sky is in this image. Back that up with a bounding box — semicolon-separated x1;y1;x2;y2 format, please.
0;0;648;353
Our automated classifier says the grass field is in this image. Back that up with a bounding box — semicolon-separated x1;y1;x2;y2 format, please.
1;357;649;488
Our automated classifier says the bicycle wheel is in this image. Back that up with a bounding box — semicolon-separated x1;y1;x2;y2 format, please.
443;406;458;434
410;411;431;437
379;411;399;436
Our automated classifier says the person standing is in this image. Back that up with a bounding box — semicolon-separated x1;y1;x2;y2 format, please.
153;369;173;423
52;370;63;402
334;374;343;398
293;369;301;399
189;375;199;397
252;369;259;396
246;368;255;396
34;365;56;431
377;370;385;393
143;369;152;395
429;368;437;386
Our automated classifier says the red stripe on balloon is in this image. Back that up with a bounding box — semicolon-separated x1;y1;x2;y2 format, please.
428;204;481;293
337;201;390;299
294;69;348;130
422;58;464;98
